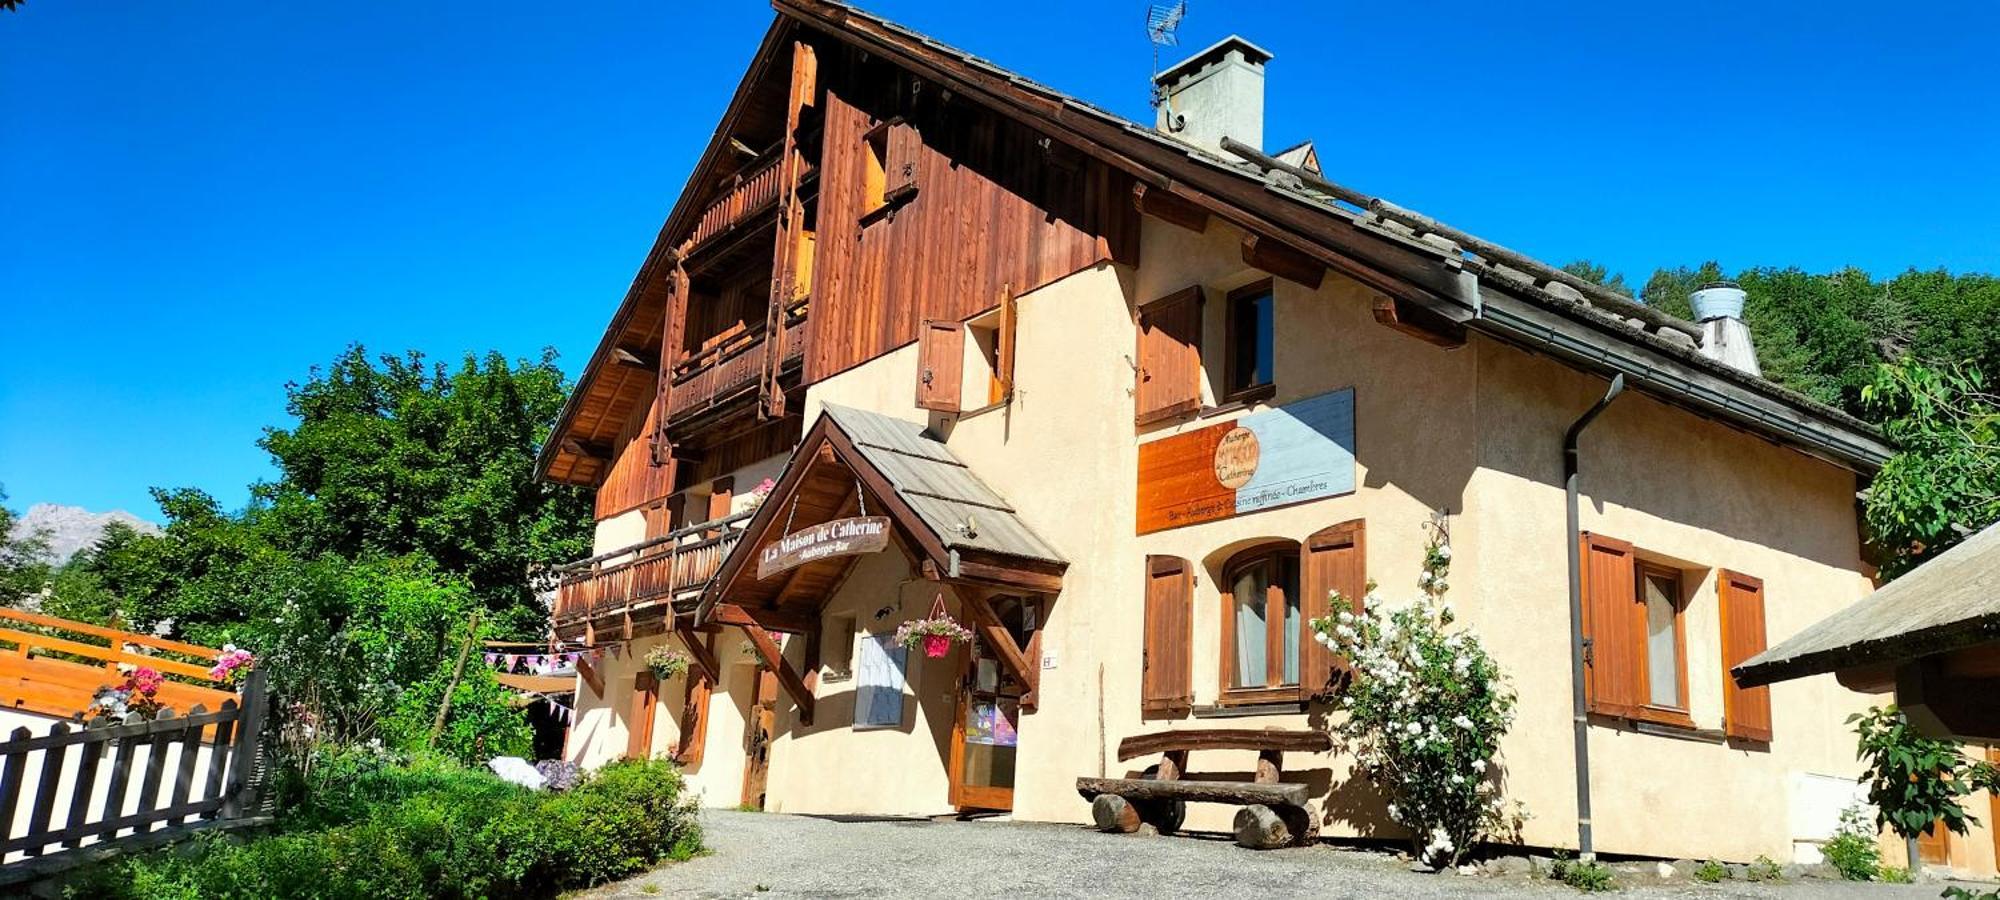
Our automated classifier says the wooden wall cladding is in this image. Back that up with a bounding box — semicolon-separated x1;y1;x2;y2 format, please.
803;55;1140;385
596;400;674;519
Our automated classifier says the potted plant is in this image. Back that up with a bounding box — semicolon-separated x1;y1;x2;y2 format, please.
645;645;691;681
894;615;973;659
209;644;256;685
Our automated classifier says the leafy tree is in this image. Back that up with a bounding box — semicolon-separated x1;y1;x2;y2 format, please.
0;486;53;607
1861;359;2000;578
1639;261;1726;321
1559;260;1633;298
1851;706;1998;870
253;346;591;633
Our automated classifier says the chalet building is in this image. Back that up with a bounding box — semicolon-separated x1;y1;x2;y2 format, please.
535;1;1986;871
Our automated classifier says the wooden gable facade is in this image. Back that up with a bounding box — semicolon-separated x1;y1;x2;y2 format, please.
541;16;1141;532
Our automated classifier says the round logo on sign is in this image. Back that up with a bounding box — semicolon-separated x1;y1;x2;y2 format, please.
1213;426;1260;489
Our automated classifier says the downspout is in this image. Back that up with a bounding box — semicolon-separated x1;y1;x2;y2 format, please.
1564;372;1624;862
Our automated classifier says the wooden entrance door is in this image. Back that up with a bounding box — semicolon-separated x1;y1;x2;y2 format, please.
948;596;1038;811
741;666;777;809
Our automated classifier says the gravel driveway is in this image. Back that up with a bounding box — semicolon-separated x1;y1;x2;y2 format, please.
589;809;1952;899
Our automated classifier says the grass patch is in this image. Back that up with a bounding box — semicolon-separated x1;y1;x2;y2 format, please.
1692;859;1729;883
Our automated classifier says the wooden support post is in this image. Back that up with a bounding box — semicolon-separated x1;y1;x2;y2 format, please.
575;654;605;697
1254;749;1282;784
742;623;814;726
953;586;1038;712
676;622;722;684
761;40;819;421
652;259;690;466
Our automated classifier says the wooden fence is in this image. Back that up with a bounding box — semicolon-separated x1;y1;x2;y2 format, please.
0;668;269;876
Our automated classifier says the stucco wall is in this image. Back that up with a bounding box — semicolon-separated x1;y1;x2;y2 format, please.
570;215;1984;870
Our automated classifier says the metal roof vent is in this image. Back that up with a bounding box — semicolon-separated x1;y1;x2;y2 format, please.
1690;281;1761;377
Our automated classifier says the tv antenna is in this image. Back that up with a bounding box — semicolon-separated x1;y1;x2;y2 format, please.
1146;1;1187;108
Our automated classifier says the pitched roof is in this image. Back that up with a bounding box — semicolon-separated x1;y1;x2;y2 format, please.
818;404;1064;565
538;2;1894;484
1734;522;2000;688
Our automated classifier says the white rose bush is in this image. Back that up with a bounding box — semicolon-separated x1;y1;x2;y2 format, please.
1310;515;1524;869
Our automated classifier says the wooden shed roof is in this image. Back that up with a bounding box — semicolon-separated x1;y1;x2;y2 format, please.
1735;522;2000;688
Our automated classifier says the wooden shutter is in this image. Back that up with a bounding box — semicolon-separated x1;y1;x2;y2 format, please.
1142;555;1194;716
1719;570;1774;742
627;671;660;760
708;477;734;522
885;122;921;201
1135;286;1203;425
1302;520;1366;697
916;319;964;412
995;285;1017;405
1580;533;1645;718
677;669;712;767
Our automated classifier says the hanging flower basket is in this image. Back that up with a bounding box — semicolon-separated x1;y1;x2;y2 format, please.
645;646;692;681
894;616;973;659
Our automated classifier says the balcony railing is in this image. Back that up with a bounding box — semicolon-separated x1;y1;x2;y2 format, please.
666;302;809;426
687;149;813;251
550;509;755;627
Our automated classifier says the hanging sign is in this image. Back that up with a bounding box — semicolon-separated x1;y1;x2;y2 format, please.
1137;388;1356;534
757;516;892;580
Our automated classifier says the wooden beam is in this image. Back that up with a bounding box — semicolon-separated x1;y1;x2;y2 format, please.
562;437;613;461
952;555;1066;594
1371;295;1466;348
612;347;660;373
708;602;819;635
761;40;818;422
1132;182;1210;233
953;586;1038;712
575;655;605;698
675;622;722;684
1241;233;1325;290
741;622;814;726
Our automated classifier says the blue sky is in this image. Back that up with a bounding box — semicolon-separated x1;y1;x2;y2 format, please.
3;1;1995;519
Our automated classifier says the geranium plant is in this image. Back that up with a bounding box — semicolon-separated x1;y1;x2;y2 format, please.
1310;514;1524;869
88;666;168;720
894;615;973;659
645;645;691;681
210;644;256;685
744;478;777;510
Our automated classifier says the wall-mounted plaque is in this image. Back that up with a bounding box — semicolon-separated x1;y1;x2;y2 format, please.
757;516;892;580
1136;388;1356;534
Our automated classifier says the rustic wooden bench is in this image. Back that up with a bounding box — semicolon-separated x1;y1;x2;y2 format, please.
1075;728;1333;849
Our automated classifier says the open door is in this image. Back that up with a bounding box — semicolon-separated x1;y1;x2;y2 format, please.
948;596;1039;811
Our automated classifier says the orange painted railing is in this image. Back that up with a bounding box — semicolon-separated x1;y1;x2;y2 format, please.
550;510;754;625
0;608;237;720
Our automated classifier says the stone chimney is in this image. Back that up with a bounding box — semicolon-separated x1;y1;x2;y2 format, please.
1690;281;1761;377
1153;35;1272;157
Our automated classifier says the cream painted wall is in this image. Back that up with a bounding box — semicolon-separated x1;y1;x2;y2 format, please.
563;626;759;809
592;508;647;557
573;214;1978;870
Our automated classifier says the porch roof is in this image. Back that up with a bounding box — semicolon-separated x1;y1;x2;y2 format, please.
695;404;1064;625
1734;522;2000;688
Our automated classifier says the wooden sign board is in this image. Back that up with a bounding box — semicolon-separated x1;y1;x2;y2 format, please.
1137;388;1355;535
757;516;892;580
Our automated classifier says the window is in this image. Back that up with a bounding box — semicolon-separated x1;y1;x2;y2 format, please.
1579;533;1694;729
1637;563;1688;712
1225;280;1275;400
860;118;917;223
1221;543;1301;698
824;615;856;681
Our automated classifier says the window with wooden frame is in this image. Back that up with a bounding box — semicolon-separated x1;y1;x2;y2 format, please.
1220;541;1302;703
1579;533;1695;729
1224;280;1277;403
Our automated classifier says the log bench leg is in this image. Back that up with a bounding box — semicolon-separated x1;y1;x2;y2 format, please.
1092;794;1140;833
1234;803;1313;849
1137;797;1185;835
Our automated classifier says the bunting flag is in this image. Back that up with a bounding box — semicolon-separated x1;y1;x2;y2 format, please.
505;654;520;670
609;644;622;660
483;653;499;667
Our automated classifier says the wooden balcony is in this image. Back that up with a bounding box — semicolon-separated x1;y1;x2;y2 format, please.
550;510;754;639
688;150;813;252
665;302;808;429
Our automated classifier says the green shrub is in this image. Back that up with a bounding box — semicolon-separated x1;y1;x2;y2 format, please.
1746;854;1783;882
69;758;699;899
1822;803;1883;881
1548;853;1617;892
1692;859;1728;883
1879;865;1914;884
